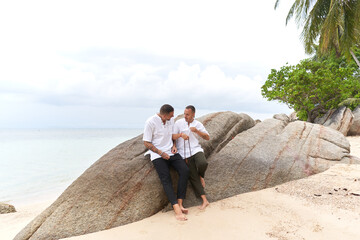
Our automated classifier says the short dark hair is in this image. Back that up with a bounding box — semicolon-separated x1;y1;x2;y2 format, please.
185;105;196;113
160;104;174;114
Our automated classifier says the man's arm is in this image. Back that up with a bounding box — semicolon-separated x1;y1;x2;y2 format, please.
143;141;170;159
172;122;189;140
190;127;210;140
172;132;189;140
171;140;177;154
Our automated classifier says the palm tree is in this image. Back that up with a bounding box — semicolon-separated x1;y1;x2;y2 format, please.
275;0;360;67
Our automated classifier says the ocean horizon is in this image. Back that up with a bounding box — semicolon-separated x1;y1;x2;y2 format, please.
0;128;143;206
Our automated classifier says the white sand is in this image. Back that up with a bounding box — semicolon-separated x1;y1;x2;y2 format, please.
347;136;360;157
63;163;360;240
62;188;360;240
0;199;54;240
2;136;360;240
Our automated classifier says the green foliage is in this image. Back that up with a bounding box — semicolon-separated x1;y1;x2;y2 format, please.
262;53;360;122
313;45;360;66
338;98;360;110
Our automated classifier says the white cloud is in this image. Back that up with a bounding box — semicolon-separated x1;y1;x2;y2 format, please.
166;63;264;106
1;55;288;113
0;0;302;127
0;0;306;65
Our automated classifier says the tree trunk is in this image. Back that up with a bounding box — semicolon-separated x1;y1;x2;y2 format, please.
307;108;318;123
307;113;312;122
350;49;360;68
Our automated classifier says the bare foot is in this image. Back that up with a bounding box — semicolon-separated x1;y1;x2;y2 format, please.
200;177;205;188
175;213;188;221
177;199;188;214
198;201;210;210
173;203;188;220
180;206;189;214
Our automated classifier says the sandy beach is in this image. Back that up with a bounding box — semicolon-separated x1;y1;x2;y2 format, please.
62;163;360;240
347;136;360;157
0;199;55;240
2;136;360;240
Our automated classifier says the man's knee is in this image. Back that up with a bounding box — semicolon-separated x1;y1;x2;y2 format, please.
178;163;189;180
179;163;189;177
194;152;205;160
172;155;189;175
158;172;172;183
198;160;208;168
196;157;208;170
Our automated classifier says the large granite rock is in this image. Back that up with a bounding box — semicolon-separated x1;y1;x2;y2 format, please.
314;106;354;135
273;113;290;123
14;112;255;240
203;118;358;203
348;105;360;136
15;112;359;240
289;112;299;122
0;202;16;214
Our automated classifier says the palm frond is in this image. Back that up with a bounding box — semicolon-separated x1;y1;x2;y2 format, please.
274;0;281;10
286;2;298;25
341;0;360;56
301;0;330;54
277;0;360;58
319;0;342;54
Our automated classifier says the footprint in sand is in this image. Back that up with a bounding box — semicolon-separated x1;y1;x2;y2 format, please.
312;223;323;232
139;230;148;235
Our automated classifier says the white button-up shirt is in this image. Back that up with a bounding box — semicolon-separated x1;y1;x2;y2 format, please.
173;118;209;159
143;114;174;161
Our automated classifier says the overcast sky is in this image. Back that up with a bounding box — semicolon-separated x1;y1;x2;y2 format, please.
0;0;308;128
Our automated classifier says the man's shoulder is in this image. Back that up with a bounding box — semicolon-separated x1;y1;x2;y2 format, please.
145;114;159;123
174;118;186;125
194;120;208;133
194;119;204;127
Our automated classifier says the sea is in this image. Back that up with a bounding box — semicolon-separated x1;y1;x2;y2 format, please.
0;128;143;206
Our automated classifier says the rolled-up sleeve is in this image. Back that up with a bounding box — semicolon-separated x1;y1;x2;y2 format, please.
198;122;209;135
143;121;153;142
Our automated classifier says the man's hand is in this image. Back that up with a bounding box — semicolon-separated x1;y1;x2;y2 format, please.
189;127;210;140
171;145;178;154
161;152;170;160
181;133;189;140
190;127;198;133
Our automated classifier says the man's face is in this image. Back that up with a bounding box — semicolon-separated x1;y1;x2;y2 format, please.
184;108;195;123
164;111;174;121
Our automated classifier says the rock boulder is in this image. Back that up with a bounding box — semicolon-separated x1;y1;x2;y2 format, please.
203;119;358;203
289;112;299;122
0;202;16;214
314;106;354;135
348;106;360;136
273;113;290;123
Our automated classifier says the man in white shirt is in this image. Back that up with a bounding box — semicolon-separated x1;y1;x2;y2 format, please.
143;104;190;221
173;105;210;210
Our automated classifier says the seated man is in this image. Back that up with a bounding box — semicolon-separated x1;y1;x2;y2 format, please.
173;105;210;210
143;104;190;221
